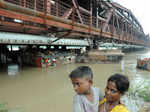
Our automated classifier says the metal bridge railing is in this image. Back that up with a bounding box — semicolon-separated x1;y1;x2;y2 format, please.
50;1;72;17
3;0;132;42
80;10;90;25
92;16;97;28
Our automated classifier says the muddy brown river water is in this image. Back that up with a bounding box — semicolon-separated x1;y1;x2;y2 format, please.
0;49;150;112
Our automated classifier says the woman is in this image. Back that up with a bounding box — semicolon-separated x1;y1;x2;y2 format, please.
99;73;129;112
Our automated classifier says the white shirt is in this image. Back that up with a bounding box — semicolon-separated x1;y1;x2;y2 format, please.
73;87;103;112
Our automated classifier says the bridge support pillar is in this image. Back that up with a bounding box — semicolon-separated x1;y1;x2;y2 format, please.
54;45;59;50
62;46;66;51
6;45;8;64
93;39;98;49
0;45;2;66
86;46;91;51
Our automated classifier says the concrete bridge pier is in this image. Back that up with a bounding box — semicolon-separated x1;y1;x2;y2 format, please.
0;45;9;66
46;45;51;50
0;45;2;66
93;39;99;49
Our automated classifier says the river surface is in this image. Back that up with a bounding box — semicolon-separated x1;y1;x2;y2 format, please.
0;49;150;112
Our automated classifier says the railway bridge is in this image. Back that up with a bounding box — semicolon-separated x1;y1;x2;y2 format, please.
0;0;149;47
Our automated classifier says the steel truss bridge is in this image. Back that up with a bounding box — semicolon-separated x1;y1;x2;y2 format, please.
0;0;150;47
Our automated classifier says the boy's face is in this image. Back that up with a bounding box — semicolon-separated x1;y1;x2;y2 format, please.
71;77;92;94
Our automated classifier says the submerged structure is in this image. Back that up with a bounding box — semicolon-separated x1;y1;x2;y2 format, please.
76;49;124;63
88;49;124;62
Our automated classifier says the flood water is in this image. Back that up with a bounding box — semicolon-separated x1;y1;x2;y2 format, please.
0;49;150;112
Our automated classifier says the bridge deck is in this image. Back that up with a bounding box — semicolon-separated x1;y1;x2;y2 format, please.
0;32;89;46
0;0;149;46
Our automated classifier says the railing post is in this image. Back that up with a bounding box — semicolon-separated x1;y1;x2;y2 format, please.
131;25;133;42
43;0;49;30
72;0;83;24
127;25;129;42
120;18;123;41
72;6;75;31
24;0;26;7
56;0;58;16
89;2;92;34
34;0;37;10
45;0;51;15
125;22;128;41
123;22;126;41
112;12;114;35
131;20;134;43
44;0;47;14
96;14;98;28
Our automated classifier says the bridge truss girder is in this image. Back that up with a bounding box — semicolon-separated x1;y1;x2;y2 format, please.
0;0;149;46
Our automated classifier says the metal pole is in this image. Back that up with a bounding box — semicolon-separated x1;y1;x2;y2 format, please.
72;6;75;30
24;0;26;7
34;0;37;10
56;0;58;16
46;0;51;14
5;45;8;64
0;45;1;65
89;1;92;34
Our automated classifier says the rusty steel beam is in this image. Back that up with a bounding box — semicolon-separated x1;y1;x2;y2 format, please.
50;31;72;44
72;0;83;24
102;8;113;32
0;0;147;45
0;1;126;33
62;8;73;19
0;9;103;36
0;9;71;29
0;21;45;31
0;0;37;17
112;2;143;32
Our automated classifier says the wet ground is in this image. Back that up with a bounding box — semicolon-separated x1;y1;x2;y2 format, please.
0;49;150;112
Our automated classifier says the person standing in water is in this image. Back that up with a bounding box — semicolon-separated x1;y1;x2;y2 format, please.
69;66;104;112
99;73;129;112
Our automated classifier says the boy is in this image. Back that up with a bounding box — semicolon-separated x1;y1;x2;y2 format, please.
69;66;104;112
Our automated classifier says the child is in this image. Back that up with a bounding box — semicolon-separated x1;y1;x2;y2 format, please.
69;66;104;112
52;58;56;66
99;73;130;112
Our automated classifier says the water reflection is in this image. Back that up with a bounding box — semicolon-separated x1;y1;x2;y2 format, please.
121;50;150;112
0;50;150;112
143;51;150;58
137;49;150;59
7;64;19;76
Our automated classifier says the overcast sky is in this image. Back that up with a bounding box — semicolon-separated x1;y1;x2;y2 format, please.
114;0;150;34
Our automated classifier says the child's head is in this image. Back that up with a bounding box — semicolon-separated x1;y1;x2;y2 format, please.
105;73;129;102
69;66;93;95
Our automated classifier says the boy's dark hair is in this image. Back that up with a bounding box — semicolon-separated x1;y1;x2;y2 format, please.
69;66;93;79
108;73;129;94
